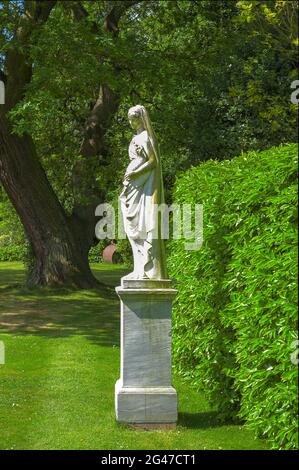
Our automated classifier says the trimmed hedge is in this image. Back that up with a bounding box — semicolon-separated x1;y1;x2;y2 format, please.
168;144;298;449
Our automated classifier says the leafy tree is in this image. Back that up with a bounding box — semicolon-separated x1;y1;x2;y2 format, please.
0;0;137;286
0;0;297;285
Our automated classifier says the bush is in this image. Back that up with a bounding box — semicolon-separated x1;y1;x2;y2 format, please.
168;144;298;449
114;238;133;268
0;189;26;262
0;244;26;262
88;244;104;264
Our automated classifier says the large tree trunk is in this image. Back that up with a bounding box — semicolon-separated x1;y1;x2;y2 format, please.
0;113;98;288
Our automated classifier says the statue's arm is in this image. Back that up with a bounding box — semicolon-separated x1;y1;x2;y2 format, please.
129;154;156;178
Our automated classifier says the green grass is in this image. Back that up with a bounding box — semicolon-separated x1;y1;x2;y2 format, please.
0;262;269;450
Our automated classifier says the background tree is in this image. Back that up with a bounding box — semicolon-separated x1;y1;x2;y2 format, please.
0;0;297;285
0;0;137;287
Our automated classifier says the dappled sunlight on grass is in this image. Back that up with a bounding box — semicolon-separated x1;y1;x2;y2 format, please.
0;262;268;450
0;262;128;346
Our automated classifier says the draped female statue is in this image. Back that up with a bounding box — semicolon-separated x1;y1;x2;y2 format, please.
120;105;168;280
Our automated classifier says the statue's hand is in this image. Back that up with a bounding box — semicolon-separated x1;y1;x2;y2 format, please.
125;171;138;181
135;144;143;155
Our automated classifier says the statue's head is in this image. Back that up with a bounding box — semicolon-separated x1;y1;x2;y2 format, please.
128;105;146;131
127;105;159;161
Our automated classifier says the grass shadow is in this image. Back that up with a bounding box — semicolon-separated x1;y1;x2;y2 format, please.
0;268;25;287
178;411;233;429
0;264;129;347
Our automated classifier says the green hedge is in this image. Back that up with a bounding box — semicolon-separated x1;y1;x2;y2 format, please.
168;144;298;449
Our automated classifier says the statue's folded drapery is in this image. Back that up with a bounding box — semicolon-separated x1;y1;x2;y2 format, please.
120;106;167;280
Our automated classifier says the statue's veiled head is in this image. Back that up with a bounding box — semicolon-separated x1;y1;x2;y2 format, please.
128;105;146;131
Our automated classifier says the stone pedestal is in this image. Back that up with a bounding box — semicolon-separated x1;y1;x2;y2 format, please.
115;278;178;425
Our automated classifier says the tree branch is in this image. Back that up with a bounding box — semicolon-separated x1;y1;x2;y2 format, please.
104;1;140;36
4;0;56;111
66;0;141;37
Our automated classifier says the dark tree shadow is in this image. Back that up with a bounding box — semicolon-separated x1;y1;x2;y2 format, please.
0;266;129;347
178;411;233;429
0;267;25;286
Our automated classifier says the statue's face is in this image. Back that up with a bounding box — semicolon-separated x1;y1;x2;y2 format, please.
129;114;141;131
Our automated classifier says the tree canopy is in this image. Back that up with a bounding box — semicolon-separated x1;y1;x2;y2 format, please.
0;0;298;285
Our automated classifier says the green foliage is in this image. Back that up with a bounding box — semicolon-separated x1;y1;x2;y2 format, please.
2;1;297;213
0;188;26;262
114;237;133;268
0;243;26;262
88;244;103;264
1;1;297;261
168;144;298;449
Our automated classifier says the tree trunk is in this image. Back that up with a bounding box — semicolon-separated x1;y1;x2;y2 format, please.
0;113;98;288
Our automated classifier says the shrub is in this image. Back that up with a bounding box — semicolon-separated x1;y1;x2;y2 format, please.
88;244;104;264
114;238;132;268
0;244;26;262
168;144;298;449
0;190;26;262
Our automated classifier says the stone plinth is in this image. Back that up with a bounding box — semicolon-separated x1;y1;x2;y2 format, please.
115;279;178;425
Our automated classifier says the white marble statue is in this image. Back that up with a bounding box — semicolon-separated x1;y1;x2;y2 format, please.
120;105;168;280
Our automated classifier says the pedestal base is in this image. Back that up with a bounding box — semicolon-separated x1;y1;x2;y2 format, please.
115;379;177;424
115;279;178;426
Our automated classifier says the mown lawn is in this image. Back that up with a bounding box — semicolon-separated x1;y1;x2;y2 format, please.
0;262;269;450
